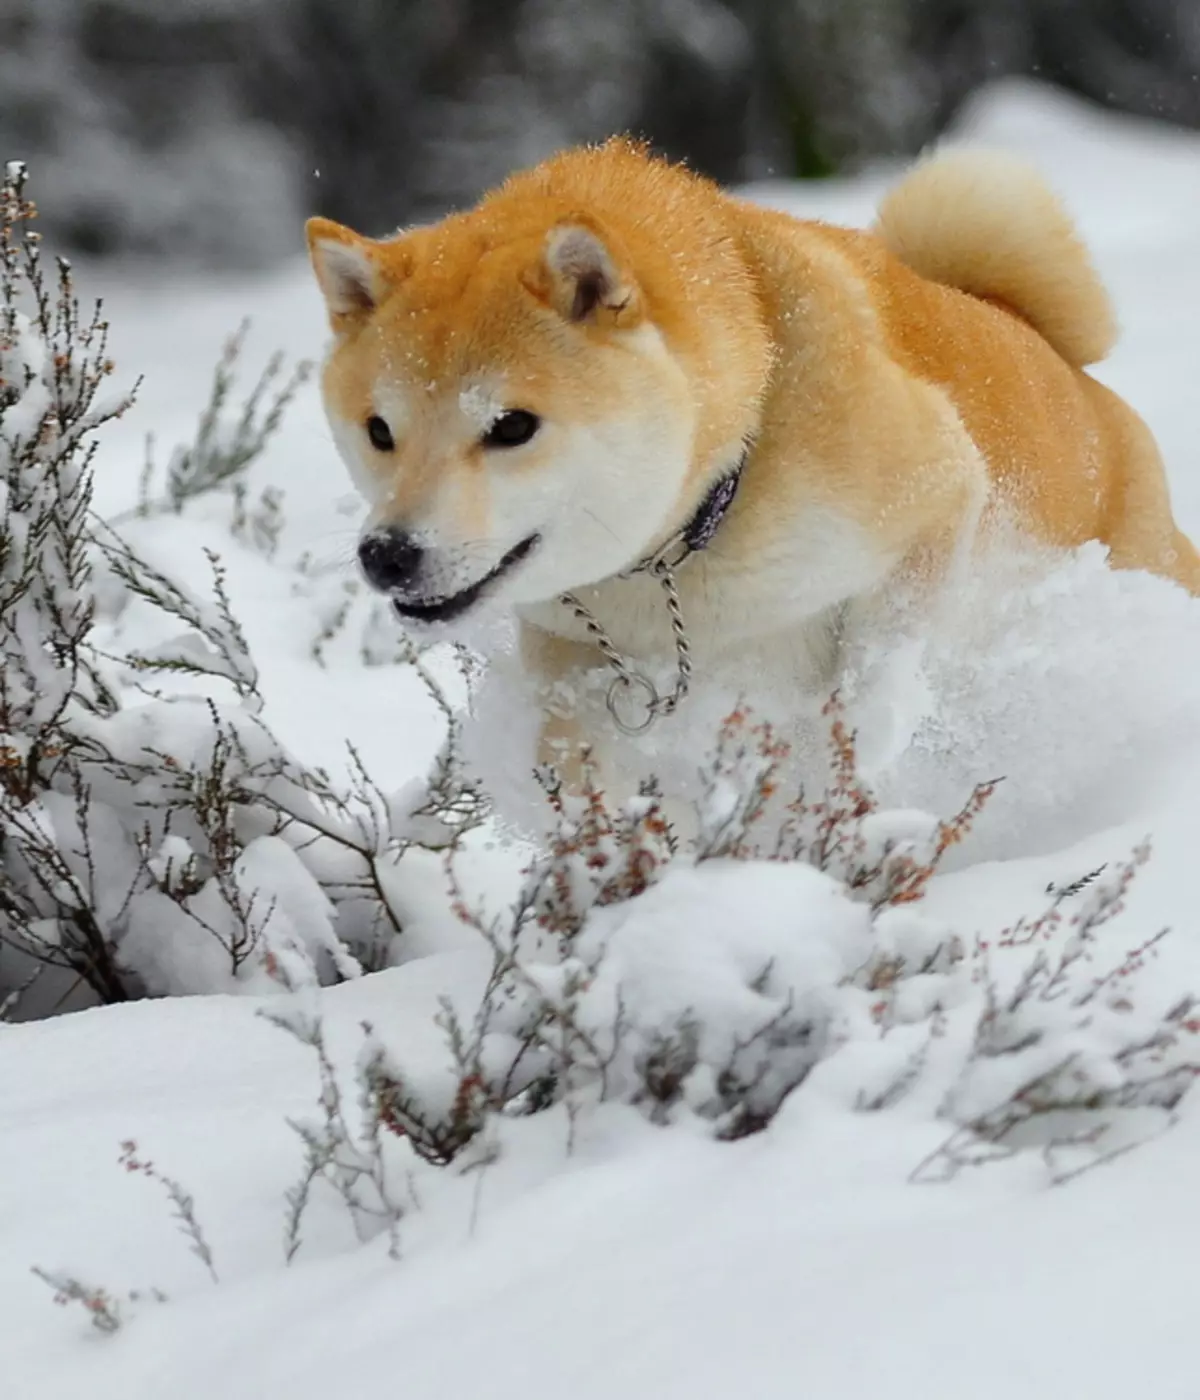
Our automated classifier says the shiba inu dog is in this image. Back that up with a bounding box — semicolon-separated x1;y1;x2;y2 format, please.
306;139;1200;762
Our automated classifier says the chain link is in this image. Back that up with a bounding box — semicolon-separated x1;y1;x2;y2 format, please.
559;556;692;736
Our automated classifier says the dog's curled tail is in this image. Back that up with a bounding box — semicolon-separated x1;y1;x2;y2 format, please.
875;149;1117;368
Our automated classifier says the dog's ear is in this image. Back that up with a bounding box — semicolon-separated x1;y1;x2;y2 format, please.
307;218;390;331
525;220;642;326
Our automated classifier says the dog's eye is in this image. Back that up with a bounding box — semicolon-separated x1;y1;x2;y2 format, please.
365;415;395;451
482;409;540;449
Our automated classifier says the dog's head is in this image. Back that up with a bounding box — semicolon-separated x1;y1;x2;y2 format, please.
307;209;697;626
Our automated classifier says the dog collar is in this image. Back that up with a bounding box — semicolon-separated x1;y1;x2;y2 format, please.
624;448;748;578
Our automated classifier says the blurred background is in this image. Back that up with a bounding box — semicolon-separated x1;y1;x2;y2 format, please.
2;0;1198;268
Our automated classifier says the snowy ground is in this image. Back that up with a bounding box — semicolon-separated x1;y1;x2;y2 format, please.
6;79;1200;1397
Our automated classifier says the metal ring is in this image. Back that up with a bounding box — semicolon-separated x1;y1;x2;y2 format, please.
605;672;659;735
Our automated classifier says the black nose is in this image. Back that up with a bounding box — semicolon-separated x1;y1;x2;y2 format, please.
358;527;423;592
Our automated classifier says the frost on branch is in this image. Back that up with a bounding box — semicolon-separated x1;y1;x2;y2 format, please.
127;319;310;523
261;1008;406;1262
0;165;482;1017
915;846;1199;1184
118;1140;218;1285
695;695;998;908
30;1268;124;1335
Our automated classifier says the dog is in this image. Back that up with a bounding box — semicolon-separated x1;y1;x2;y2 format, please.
306;139;1200;772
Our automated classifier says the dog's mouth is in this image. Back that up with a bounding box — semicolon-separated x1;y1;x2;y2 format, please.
391;534;541;625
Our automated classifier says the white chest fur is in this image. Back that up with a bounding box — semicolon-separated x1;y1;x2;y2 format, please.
518;501;899;697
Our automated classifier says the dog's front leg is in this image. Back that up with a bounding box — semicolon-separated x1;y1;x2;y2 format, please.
519;621;606;792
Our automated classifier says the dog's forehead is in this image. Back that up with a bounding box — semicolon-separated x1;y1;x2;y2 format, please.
369;293;559;421
361;333;511;439
367;313;508;413
390;217;486;302
372;268;533;371
392;217;538;314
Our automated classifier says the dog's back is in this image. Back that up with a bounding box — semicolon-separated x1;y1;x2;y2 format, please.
727;150;1200;594
871;151;1200;589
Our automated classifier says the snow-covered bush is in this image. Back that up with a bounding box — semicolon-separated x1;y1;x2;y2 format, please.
0;163;482;1017
315;705;988;1156
26;690;1200;1315
267;704;1198;1264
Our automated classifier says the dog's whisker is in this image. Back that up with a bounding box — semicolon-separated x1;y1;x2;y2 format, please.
581;505;627;549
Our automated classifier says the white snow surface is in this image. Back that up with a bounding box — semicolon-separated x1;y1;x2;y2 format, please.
6;80;1200;1397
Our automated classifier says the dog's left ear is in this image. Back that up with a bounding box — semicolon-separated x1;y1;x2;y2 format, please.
525;221;642;326
306;217;388;331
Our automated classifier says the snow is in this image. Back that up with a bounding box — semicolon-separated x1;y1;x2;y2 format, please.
6;78;1200;1397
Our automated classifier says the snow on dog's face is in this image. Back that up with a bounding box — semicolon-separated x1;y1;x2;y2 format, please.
307;212;695;628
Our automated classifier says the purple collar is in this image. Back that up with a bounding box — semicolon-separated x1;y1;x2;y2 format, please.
628;448;748;577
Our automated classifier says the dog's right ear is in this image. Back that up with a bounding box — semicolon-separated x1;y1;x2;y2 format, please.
306;218;387;331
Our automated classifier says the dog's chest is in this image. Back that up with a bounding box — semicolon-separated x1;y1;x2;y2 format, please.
518;505;895;695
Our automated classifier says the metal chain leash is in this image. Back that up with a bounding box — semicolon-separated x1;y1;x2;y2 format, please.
559;555;692;736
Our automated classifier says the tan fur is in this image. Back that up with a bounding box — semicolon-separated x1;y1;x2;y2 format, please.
307;140;1200;767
